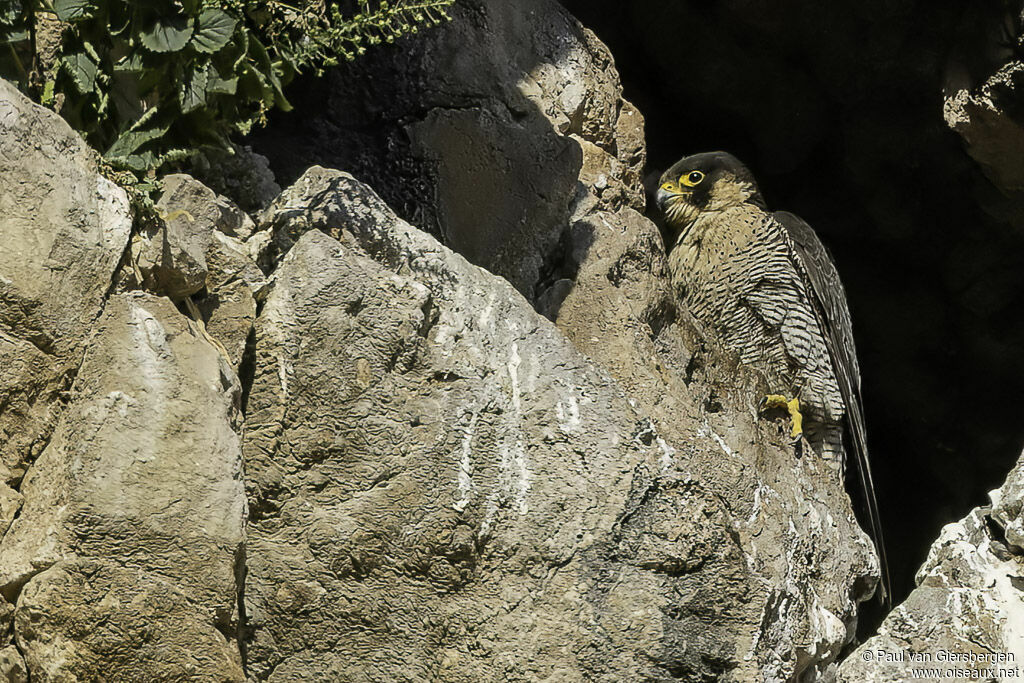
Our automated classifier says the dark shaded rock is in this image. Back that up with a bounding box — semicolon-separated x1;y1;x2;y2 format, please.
249;0;644;298
192;144;282;214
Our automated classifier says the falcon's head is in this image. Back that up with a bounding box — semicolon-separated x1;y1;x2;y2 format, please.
655;151;766;234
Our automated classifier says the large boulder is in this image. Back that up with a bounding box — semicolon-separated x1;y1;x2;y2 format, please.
244;167;877;681
839;446;1024;682
250;0;884;677
0;293;247;680
245;170;727;680
0;78;132;483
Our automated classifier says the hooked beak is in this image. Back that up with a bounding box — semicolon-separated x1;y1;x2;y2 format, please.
655;187;671;211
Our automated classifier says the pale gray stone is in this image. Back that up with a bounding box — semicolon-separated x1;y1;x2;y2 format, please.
0;78;132;479
0;293;246;635
131;174;264;369
133;173;256;300
0;644;26;683
0;484;21;538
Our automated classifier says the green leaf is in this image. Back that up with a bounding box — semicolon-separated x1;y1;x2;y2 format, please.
105;123;169;159
192;9;236;54
53;0;95;22
179;66;208;113
61;52;99;94
139;17;193;53
0;0;22;25
110;71;145;121
206;71;237;95
117;151;158;172
236;62;265;100
1;29;28;45
247;36;289;109
113;53;144;73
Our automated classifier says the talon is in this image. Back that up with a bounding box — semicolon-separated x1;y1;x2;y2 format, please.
761;394;803;439
788;397;802;439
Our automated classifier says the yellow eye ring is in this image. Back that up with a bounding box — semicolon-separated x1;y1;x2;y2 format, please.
681;170;705;187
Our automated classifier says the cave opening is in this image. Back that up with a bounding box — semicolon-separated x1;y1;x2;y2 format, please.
558;0;1024;610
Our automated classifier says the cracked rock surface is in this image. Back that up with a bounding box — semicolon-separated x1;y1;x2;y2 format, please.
242;167;875;681
0;292;247;680
244;171;681;680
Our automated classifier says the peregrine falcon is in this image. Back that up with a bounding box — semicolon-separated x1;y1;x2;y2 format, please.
655;151;889;601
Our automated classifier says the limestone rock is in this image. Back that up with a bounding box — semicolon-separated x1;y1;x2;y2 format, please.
839;447;1024;682
0;78;132;479
0;293;246;662
16;560;243;682
944;61;1024;221
198;231;267;368
0;484;21;538
244;172;728;680
244;168;877;681
0;645;26;683
133;173;255;299
992;453;1024;552
539;196;878;682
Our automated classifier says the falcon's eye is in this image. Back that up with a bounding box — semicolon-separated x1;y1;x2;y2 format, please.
681;171;705;187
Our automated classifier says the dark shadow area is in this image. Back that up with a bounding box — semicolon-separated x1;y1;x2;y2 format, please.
558;0;1024;610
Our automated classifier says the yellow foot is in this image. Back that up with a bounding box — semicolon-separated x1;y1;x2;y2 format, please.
762;394;803;439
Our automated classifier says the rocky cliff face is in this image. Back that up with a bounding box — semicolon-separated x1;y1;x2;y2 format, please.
1;0;1023;681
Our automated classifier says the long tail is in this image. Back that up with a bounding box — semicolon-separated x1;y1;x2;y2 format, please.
846;398;892;606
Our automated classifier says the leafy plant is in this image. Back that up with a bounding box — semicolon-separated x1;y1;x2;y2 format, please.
0;0;453;175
